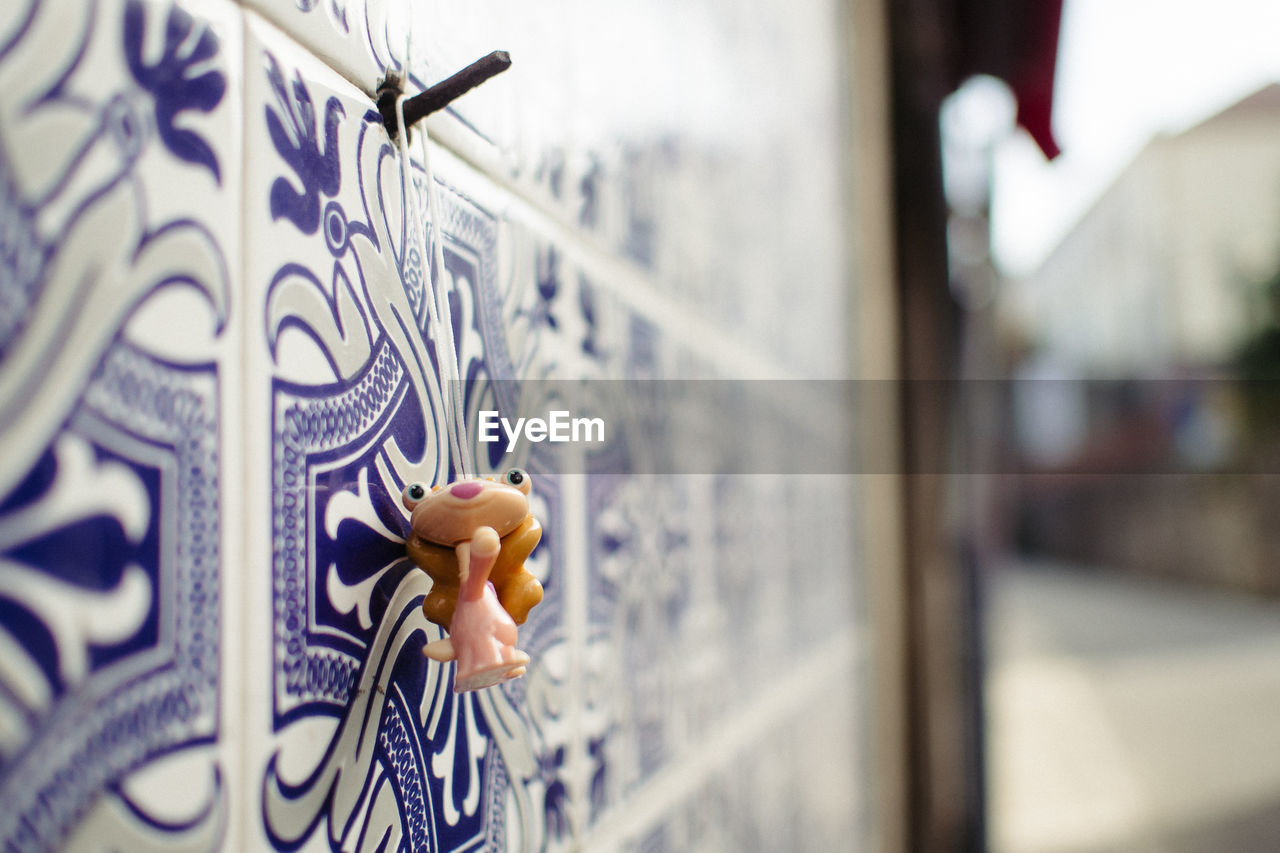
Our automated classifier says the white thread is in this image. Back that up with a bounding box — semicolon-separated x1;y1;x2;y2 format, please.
394;44;474;479
418;123;473;478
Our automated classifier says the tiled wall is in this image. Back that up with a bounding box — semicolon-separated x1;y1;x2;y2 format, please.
0;0;874;849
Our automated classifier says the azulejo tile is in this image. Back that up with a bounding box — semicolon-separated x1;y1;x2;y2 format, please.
581;468;862;837
601;679;864;853
491;208;631;383
0;0;242;848
243;0;398;98
242;17;571;850
393;0;851;377
582;475;697;809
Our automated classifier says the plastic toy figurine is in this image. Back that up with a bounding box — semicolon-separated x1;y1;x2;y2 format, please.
402;468;543;692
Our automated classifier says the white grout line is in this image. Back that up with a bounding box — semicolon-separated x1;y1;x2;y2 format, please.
579;628;862;851
230;10;254;850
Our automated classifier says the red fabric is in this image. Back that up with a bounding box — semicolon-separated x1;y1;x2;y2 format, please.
951;0;1063;159
1011;0;1062;159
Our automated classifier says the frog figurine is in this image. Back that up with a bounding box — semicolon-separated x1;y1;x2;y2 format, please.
402;468;543;692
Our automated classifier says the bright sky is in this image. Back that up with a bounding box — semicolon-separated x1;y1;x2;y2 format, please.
991;0;1280;276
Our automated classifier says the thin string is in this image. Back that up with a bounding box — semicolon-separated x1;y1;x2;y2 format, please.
395;9;473;479
395;92;471;478
395;4;473;478
417;122;473;478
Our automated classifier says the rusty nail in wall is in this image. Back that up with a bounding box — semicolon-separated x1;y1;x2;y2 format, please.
377;51;512;138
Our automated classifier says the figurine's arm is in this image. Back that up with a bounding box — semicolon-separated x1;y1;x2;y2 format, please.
457;526;500;601
422;636;456;661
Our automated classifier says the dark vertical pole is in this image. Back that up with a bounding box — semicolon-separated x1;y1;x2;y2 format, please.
885;0;986;849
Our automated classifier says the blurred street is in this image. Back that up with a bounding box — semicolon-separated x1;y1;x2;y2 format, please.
988;560;1280;853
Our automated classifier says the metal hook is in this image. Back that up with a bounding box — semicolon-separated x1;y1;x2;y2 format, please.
377;50;511;138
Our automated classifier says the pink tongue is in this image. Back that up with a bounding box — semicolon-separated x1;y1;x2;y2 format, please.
450;481;483;500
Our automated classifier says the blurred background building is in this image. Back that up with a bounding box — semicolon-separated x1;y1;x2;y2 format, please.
1005;83;1280;374
995;83;1280;594
963;5;1280;851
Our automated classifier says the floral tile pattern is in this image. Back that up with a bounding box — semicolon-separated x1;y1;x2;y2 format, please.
580;473;860;833
398;0;852;377
242;0;397;98
620;690;865;853
0;0;241;847
0;0;869;849
241;17;574;850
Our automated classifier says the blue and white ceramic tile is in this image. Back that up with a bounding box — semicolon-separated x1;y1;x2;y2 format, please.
241;17;575;850
397;0;852;377
243;0;399;100
581;473;859;833
0;0;242;848
608;680;865;853
582;474;698;808
422;144;630;387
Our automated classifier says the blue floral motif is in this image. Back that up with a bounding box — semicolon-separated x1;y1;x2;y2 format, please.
122;0;226;182
0;350;224;852
580;274;600;358
579;157;602;228
0;0;231;846
258;56;562;852
293;0;350;34
534;245;559;330
265;53;345;235
539;744;571;839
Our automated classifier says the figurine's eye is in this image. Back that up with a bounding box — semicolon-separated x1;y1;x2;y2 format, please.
404;482;427;502
503;468;526;487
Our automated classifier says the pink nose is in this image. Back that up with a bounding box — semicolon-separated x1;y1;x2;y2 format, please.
450;481;483;500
